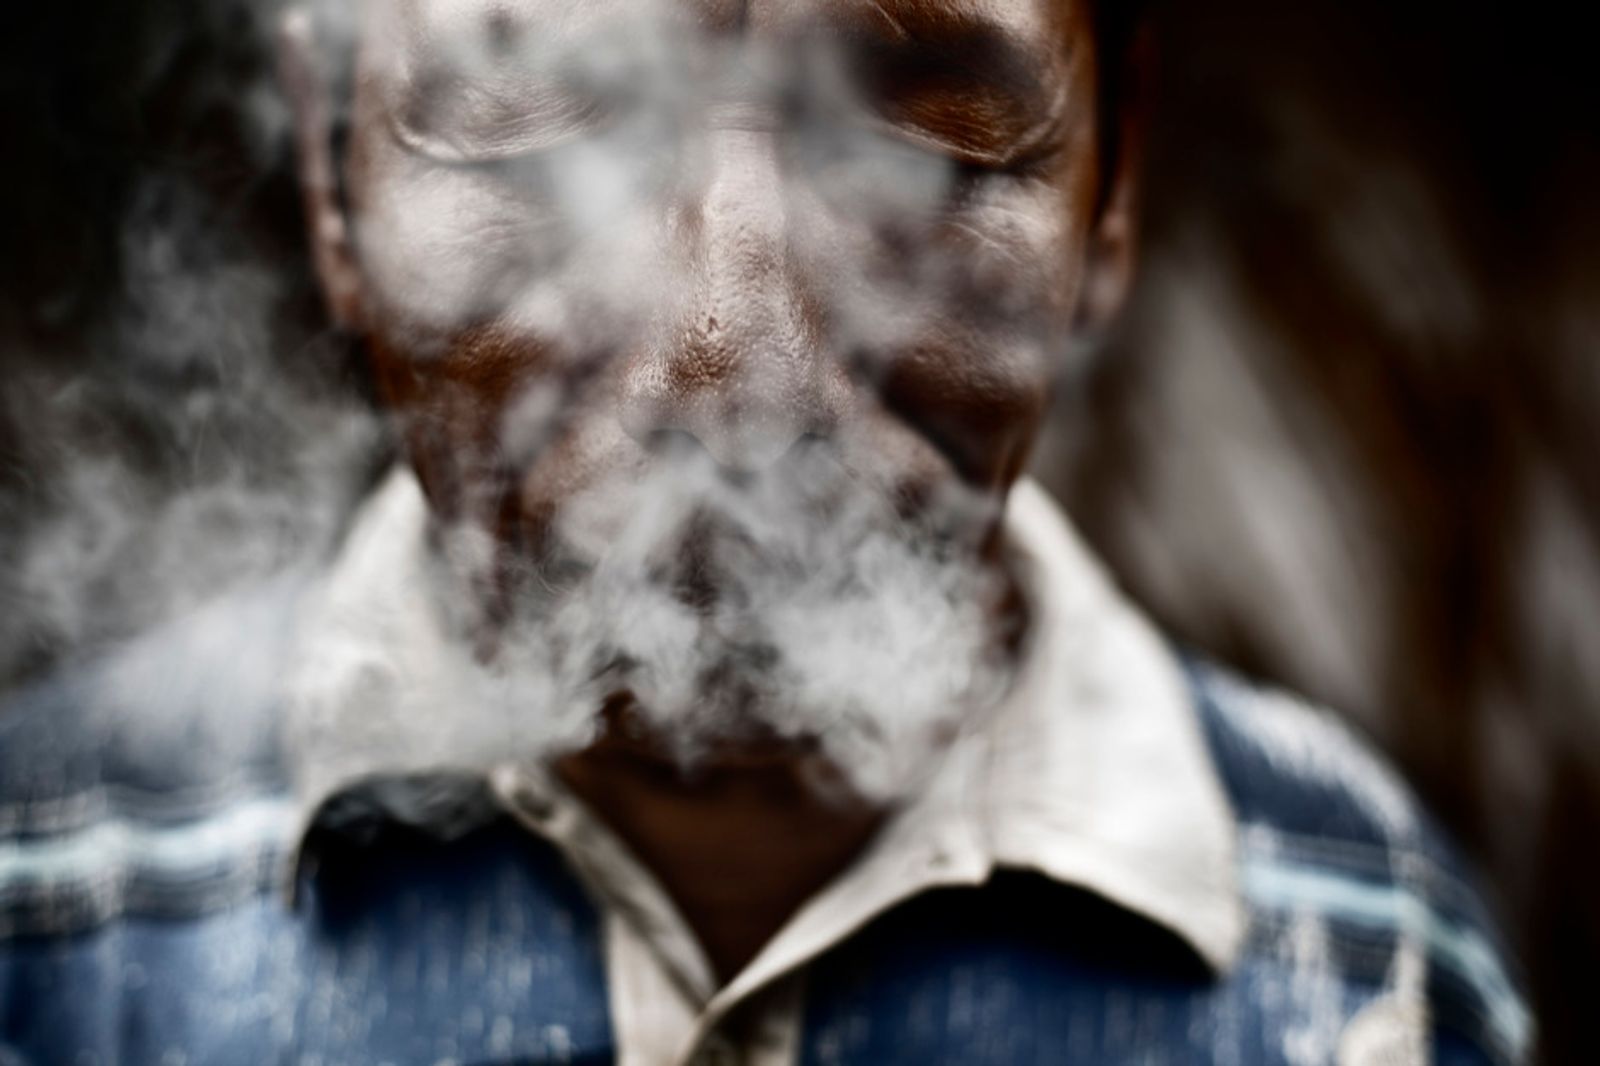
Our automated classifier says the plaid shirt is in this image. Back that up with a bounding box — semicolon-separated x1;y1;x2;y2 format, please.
0;480;1531;1066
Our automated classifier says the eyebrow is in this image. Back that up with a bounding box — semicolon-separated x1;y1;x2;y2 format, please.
382;3;1072;167
379;16;615;162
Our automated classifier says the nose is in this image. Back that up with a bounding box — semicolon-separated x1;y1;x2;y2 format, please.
619;128;850;471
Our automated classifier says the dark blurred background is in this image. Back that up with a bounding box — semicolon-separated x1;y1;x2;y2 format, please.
1036;2;1600;1061
2;1;1596;1060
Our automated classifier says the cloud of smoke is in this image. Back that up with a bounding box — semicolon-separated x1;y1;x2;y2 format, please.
289;444;1009;807
0;2;385;817
282;0;1030;803
6;0;1049;812
1;93;379;689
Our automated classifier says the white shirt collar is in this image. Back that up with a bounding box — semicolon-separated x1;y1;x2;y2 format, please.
982;479;1244;970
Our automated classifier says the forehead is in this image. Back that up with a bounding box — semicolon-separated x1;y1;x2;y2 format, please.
372;0;1077;60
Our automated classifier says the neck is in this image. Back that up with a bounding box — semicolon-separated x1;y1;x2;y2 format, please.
554;740;888;984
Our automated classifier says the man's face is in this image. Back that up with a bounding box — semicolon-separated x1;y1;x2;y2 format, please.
298;0;1131;791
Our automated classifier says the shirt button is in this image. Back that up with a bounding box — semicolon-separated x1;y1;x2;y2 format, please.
516;788;554;821
494;766;556;821
691;1034;740;1066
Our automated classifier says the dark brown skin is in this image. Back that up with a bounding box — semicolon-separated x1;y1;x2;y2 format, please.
557;711;887;982
282;0;1142;982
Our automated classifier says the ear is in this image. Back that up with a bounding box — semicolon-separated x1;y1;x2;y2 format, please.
278;7;365;332
1073;24;1152;335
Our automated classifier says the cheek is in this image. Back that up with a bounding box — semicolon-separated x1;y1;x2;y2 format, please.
368;314;597;530
355;146;548;336
947;177;1088;323
859;182;1082;489
365;331;509;522
878;331;1051;491
351;141;630;519
354;136;681;378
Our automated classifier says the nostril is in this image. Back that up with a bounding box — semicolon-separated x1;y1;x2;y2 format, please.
684;420;805;473
638;427;708;460
626;414;820;478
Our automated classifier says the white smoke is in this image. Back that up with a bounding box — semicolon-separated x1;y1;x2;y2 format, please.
288;443;1011;806
1;166;380;693
0;0;381;754
0;0;1059;809
278;0;1048;801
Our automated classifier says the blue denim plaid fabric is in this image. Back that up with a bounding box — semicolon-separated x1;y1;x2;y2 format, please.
0;651;1530;1065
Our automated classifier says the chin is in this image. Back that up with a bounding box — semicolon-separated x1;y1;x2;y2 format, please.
580;687;827;775
413;409;1010;797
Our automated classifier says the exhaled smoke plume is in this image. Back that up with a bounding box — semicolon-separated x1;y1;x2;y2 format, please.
0;0;381;699
4;0;1054;813
289;437;1010;807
